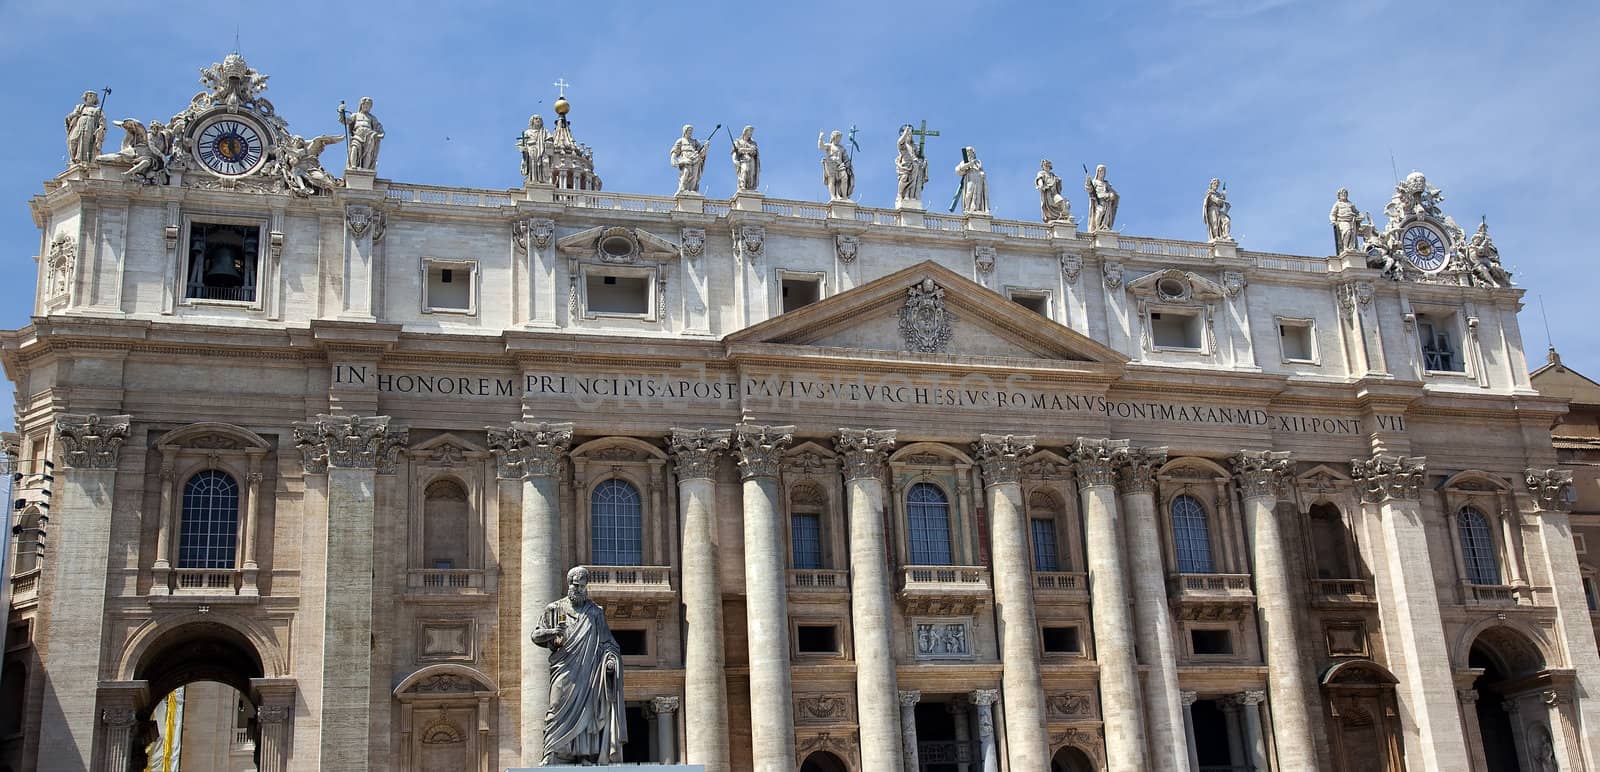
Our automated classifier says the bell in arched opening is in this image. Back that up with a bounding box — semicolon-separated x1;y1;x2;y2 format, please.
202;230;245;288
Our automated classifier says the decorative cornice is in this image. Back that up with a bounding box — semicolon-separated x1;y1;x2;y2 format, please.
292;414;408;474
1117;446;1169;495
55;414;131;470
836;428;896;482
667;427;732;480
735;424;794;480
1070;437;1129;489
1350;453;1426;503
485;421;573;479
1233;450;1293;501
973;434;1035;486
1525;468;1574;513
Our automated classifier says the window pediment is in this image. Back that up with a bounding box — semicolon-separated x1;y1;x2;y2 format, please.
556;225;681;265
1126;268;1226;303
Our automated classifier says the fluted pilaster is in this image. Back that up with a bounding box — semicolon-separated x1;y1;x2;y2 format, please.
735;424;797;772
667;428;733;772
837;428;902;772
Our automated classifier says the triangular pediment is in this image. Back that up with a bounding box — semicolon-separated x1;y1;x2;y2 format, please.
725;261;1127;365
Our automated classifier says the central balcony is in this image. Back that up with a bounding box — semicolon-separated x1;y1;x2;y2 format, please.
1033;571;1090;603
787;569;850;600
897;565;992;615
1310;578;1376;606
1167;572;1255;620
582;565;675;618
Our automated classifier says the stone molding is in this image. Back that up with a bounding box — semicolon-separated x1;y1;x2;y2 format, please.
1117;445;1169;495
836;428;896;481
973;433;1035;486
485;421;573;480
648;695;681;716
667;427;732;480
55;413;131;470
257;704;291;724
101;707;137;727
1046;692;1096;718
897;690;922;707
1233;689;1268;707
1350;453;1427;503
1070;437;1129;489
1525;467;1575;512
1180;690;1199;707
292;414;408;474
969;688;999;707
1232;450;1293;501
734;424;794;480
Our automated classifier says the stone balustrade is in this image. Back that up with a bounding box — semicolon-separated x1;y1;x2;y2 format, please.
1033;571;1091;598
1168;572;1255;600
406;569;486;593
786;568;849;593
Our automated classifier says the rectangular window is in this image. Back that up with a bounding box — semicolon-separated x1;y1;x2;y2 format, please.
1278;319;1315;362
1009;290;1050;317
1575;533;1588;555
422;259;476;314
1191;628;1233;655
585;271;651;316
1417;314;1461;372
1150;310;1203;349
781;275;823;313
1582;577;1598;612
1030;518;1060;572
1041;626;1081;654
185;222;260;303
791;512;823;569
796;624;840;654
613;628;649;657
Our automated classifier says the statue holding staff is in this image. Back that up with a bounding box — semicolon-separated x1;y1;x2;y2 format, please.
1084;164;1119;232
1035;160;1072;223
532;566;627;765
339;97;385;172
895;124;928;204
670;124;711;195
65;90;107;166
818;129;855;200
730;125;760;192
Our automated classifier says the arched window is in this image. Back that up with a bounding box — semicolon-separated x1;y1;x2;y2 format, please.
423;480;470;570
590;479;643;566
1170;494;1214;574
1458;506;1501;585
907;483;954;566
1028;490;1064;572
1308;502;1354;579
789;482;826;570
178;471;240;569
10;507;43;575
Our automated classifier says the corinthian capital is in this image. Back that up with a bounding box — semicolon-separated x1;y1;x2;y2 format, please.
485;421;573;479
292;415;409;474
973;434;1036;486
1525;468;1575;512
1349;453;1426;503
1232;450;1293;501
667;428;732;480
1070;437;1129;489
734;424;794;480
54;413;131;470
837;428;897;482
1117;446;1169;494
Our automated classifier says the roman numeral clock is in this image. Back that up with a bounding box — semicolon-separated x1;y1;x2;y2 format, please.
1399;223;1449;273
193;115;268;178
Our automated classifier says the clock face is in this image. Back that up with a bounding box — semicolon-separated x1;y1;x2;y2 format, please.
195;117;267;177
1400;224;1448;272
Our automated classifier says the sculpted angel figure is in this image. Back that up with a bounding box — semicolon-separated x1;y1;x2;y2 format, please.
818;130;855;200
1330;188;1362;253
730;125;760;192
277;134;344;196
955;146;989;215
1084;164;1119;232
65;90;106;166
895;124;928;204
1386;171;1443;223
518;115;551;184
670;124;710;195
1203;178;1232;241
532;567;627;765
1035;160;1072;222
1465;220;1511;287
95;119;171;184
339;97;384;171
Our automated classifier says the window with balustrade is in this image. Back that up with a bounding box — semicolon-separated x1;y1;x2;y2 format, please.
1308;502;1357;580
789;482;826;570
1458;506;1501;586
590;478;643;566
178;470;240;569
1170;494;1214;574
906;482;954;566
423;479;470;570
1027;490;1066;572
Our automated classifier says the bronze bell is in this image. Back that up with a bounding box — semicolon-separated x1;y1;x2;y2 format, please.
203;242;244;287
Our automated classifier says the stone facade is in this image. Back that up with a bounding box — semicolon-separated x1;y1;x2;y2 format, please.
0;56;1594;772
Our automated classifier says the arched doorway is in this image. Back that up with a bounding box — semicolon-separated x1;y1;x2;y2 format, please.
1051;745;1095;772
123;621;270;772
1321;660;1405;771
1467;625;1547;771
800;750;850;772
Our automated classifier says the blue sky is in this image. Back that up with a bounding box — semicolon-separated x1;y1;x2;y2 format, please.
1;0;1597;425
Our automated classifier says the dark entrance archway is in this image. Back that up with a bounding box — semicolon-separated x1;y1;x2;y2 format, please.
1051;745;1095;772
124;621;269;772
801;749;850;772
1467;626;1546;772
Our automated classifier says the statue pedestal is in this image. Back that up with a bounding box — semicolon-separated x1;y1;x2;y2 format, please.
732;192;764;212
1091;229;1120;249
1334;250;1368;272
898;209;925;228
525;182;555;204
1210;238;1238;259
675;193;705;214
1049;220;1079;240
964;213;992;232
828;200;856;220
344;169;375;191
508;766;704;771
895;197;925;211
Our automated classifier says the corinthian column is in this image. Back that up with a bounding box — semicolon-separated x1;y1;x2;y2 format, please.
293;414;407;772
1233;450;1318;769
735;424;797;772
974;433;1049;769
1118;446;1190;771
667;428;733;772
1352;454;1469;771
837;428;902;772
1069;437;1146;772
487;421;573;765
37;413;129;772
1525;467;1600;766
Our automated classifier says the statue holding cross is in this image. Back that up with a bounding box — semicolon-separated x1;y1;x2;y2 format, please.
896;121;934;207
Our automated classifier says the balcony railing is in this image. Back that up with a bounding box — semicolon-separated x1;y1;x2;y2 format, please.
902;565;990;589
232;727;254;750
407;569;485;593
1168;573;1254;600
1033;571;1090;598
787;569;849;592
919;740;983;765
1465;583;1530;606
173;569;240;595
897;565;992;614
1311;578;1374;603
9;569;39;605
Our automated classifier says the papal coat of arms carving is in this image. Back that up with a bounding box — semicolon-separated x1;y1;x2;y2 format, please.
898;278;954;354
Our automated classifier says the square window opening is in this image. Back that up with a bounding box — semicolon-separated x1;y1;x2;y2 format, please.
1151;310;1202;349
586;273;650;315
1191;628;1233;655
1042;626;1081;654
1417;313;1462;372
1279;322;1314;361
1583;577;1597;612
781;277;822;313
796;624;840;654
185;222;260;303
613;628;649;657
426;263;472;311
1011;292;1050;317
